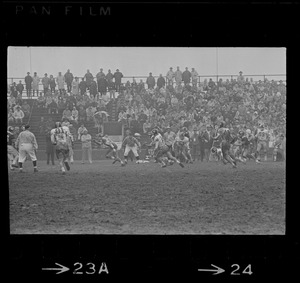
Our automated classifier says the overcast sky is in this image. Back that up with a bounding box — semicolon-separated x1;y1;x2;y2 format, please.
7;47;286;81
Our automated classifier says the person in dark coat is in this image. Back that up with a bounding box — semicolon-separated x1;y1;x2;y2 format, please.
45;128;55;165
84;69;94;90
157;74;166;89
182;67;191;85
10;82;18;98
64;69;74;92
97;77;107;97
113;69;123;92
146;72;156;89
16;80;24;96
89;79;98;98
79;78;87;95
24;72;33;97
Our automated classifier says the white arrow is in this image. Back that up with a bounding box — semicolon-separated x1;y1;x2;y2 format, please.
42;262;69;274
198;264;225;275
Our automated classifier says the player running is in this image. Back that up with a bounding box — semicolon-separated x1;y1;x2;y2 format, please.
50;122;72;174
231;130;246;163
94;133;122;164
255;124;269;162
150;129;184;168
213;122;237;168
240;129;257;162
7;126;19;170
174;132;193;164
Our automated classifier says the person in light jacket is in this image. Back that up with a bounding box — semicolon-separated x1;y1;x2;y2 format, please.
81;129;92;164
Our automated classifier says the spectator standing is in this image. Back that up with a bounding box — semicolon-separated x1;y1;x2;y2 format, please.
81;129;92;164
13;106;25;125
146;72;156;89
42;73;51;95
49;75;56;93
89;79;98;98
175;66;182;86
32;72;40;97
8;109;15;125
45;129;55;165
237;71;245;85
97;76;108;97
64;69;74;93
166;67;175;85
56;72;65;94
182;67;191;85
113;69;123;92
96;68;106;81
16;80;24;96
191;68;199;86
72;77;79;95
10;82;18;98
157;74;166;89
24;72;33;97
106;69;114;88
79;77;87;95
84;69;94;90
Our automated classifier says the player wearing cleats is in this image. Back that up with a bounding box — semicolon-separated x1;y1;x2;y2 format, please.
7;126;19;170
150;129;184;168
122;130;141;165
213;122;237;168
51;122;72;174
255;124;269;162
94;133;122;164
15;124;38;173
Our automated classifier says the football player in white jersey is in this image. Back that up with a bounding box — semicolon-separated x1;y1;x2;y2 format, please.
150;129;184;168
51;122;72;174
255;124;269;162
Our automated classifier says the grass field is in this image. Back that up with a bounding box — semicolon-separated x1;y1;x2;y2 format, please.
8;159;285;234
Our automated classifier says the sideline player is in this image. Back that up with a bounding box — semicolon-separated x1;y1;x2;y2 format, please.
7;126;19;170
51;122;72;174
255;124;269;162
273;133;286;162
122;130;141;165
15;124;38;173
213;122;237;168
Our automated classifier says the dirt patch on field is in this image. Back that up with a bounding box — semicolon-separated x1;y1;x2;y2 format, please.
9;160;285;234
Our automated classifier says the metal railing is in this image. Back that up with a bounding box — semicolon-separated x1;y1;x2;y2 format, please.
7;73;286;98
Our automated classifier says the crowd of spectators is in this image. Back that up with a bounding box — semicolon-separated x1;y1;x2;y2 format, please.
7;68;286;149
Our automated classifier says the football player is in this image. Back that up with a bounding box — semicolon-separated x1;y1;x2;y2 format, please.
273;133;285;162
51;122;72;174
7;126;19;170
255;124;269;162
213;122;237;168
122;130;141;165
94;133;122;164
231;130;246;163
150;129;184;168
